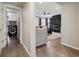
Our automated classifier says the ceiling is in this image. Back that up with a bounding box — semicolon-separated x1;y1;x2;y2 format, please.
35;2;61;16
3;2;79;8
3;2;25;7
57;2;79;5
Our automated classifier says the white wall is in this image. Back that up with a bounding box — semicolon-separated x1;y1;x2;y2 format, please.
22;2;36;56
61;4;79;50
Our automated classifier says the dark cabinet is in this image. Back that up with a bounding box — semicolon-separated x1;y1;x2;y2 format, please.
50;14;61;33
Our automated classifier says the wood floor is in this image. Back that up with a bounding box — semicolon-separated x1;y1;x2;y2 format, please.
36;39;79;57
0;36;29;57
1;35;79;57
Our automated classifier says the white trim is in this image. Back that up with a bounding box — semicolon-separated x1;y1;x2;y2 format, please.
19;9;22;44
21;41;31;56
61;42;79;50
16;8;22;41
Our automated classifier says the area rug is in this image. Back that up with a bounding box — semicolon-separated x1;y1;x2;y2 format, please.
48;32;61;41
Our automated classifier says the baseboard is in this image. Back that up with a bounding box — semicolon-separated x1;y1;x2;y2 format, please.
21;41;31;56
61;42;79;51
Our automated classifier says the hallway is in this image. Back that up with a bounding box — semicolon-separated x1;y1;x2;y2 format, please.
0;36;29;57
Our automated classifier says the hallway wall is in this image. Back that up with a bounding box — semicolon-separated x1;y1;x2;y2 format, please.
22;2;36;56
61;4;79;50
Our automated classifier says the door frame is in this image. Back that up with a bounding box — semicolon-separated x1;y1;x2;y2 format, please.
3;3;22;46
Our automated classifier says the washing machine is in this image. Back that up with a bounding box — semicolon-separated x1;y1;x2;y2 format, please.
8;25;17;37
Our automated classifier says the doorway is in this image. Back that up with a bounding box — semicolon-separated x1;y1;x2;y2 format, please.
7;7;19;43
35;2;62;56
47;14;61;41
3;4;22;46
